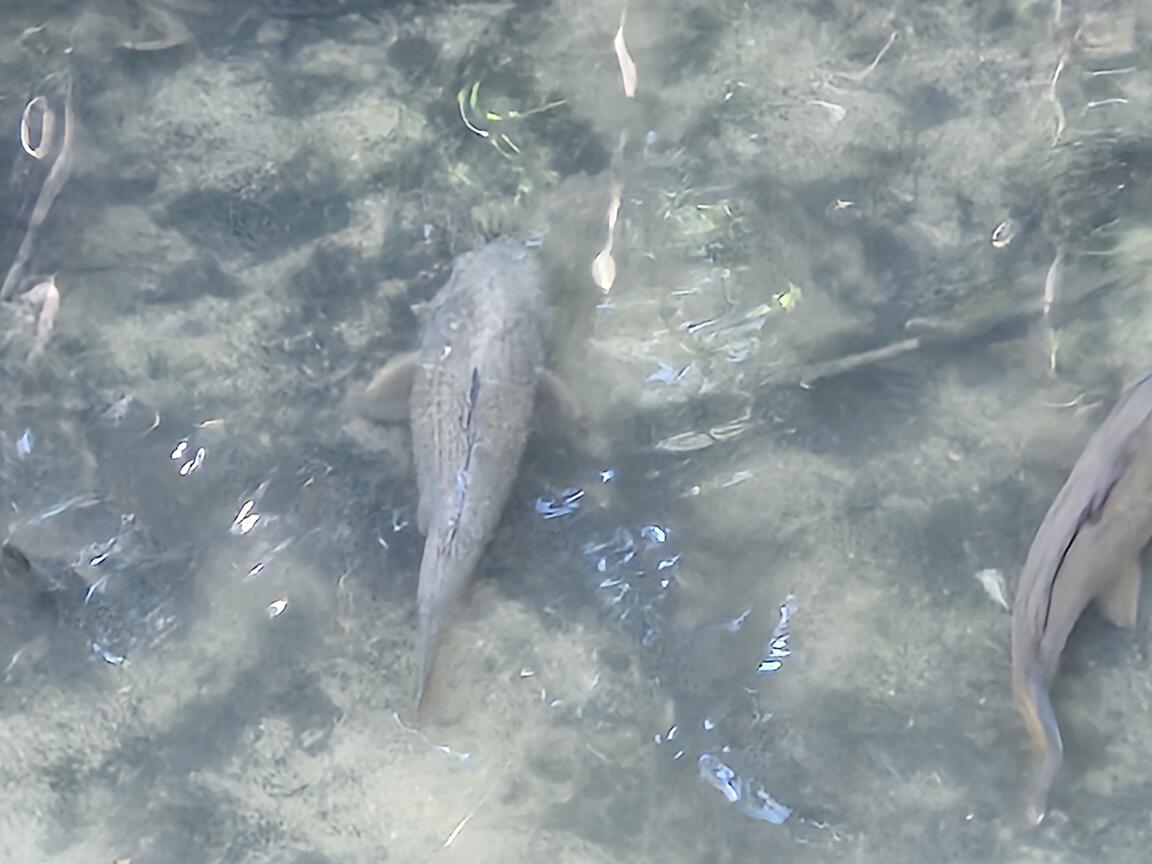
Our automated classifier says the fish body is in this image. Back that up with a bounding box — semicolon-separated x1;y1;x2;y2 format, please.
355;237;559;714
410;238;547;711
1011;368;1152;825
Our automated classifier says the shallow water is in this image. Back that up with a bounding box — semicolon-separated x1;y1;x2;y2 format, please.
2;0;1152;861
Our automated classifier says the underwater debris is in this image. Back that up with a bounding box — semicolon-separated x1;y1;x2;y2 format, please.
757;594;796;674
698;753;792;824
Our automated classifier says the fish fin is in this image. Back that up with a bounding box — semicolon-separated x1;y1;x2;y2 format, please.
1096;561;1142;629
535;369;610;460
417;494;433;536
415;606;445;721
1;543;33;583
353;352;419;422
1018;662;1064;826
415;652;437;721
536;368;578;418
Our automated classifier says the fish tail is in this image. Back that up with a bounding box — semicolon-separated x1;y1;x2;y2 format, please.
414;655;435;720
1015;660;1064;826
414;608;442;721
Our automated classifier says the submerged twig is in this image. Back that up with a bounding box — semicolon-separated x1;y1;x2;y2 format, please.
591;181;623;293
23;275;60;364
1048;54;1067;145
592;130;629;293
613;8;638;98
1;76;76;301
835;30;899;82
1042;249;1063;372
796;337;922;388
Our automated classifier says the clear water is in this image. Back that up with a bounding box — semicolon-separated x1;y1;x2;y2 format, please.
2;0;1152;861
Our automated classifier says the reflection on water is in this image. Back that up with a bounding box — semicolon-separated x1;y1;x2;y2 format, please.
3;0;1152;860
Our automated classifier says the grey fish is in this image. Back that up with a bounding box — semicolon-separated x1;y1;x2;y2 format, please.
354;237;589;716
1011;368;1152;825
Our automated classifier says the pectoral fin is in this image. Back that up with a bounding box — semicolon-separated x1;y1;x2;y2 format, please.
1096;561;1142;630
536;369;609;460
354;351;419;422
417;489;434;536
